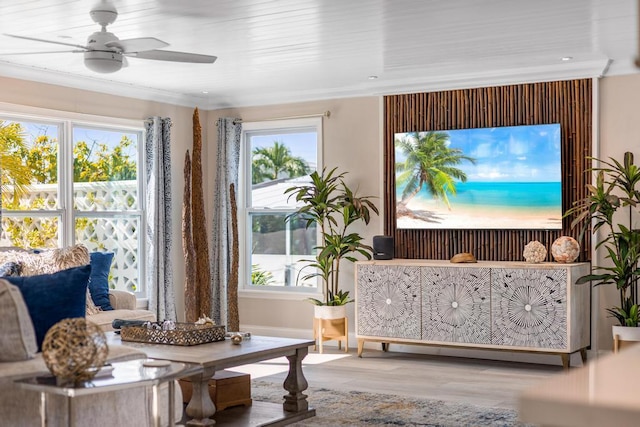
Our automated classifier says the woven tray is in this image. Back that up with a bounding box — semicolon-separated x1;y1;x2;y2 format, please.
121;323;226;346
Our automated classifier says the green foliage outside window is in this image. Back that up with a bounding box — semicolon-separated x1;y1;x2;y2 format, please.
1;120;138;248
251;264;275;286
251;141;309;185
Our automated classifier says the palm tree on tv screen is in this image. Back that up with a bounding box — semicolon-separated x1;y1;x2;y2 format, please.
252;141;309;184
395;131;476;214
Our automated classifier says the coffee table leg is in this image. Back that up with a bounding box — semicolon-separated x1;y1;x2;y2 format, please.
185;367;217;426
283;346;309;412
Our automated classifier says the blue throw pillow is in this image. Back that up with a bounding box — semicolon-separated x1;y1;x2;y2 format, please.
6;265;91;351
89;252;115;311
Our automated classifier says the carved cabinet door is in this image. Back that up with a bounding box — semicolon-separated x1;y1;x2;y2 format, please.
491;268;568;349
356;264;421;339
422;267;491;344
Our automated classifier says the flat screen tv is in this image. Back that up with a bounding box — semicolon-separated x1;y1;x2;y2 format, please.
395;123;562;230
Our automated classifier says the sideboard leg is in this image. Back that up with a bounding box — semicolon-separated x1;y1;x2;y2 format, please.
382;342;389;352
580;348;587;365
357;339;365;357
560;354;570;370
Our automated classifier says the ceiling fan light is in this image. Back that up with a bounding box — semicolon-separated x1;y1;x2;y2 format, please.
90;1;118;26
84;51;123;73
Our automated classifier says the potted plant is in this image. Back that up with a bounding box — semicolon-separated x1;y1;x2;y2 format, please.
566;151;640;343
285;167;379;319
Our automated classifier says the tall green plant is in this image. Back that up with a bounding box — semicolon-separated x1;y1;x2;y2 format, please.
285;167;379;306
565;152;640;327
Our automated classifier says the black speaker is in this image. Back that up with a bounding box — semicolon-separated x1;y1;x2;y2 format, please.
373;235;394;260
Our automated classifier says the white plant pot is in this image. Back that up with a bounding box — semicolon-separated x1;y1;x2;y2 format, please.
612;325;640;341
314;305;347;320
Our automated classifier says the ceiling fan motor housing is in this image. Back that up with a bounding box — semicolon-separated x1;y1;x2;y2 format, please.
84;51;123;73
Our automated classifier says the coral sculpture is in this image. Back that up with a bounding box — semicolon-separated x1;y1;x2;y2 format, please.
523;240;547;263
551;236;580;263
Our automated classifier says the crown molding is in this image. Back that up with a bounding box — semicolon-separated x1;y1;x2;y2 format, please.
0;57;613;111
0;61;210;108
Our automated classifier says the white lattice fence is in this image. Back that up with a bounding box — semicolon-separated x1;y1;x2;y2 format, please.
1;181;141;292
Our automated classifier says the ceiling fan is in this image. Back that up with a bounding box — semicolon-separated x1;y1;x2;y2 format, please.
3;0;217;74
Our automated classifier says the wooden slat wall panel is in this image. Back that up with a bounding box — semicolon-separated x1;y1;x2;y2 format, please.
384;79;592;262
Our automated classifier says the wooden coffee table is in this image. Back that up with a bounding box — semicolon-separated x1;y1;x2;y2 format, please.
109;334;315;426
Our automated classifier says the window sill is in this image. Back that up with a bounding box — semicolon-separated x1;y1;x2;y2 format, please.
239;288;322;301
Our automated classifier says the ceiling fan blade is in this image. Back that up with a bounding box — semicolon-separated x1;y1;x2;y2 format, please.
4;33;87;50
126;49;217;63
0;50;83;56
105;37;169;53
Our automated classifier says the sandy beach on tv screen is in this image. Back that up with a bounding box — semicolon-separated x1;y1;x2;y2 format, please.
396;199;562;229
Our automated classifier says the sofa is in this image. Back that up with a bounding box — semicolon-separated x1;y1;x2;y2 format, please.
0;245;156;329
0;245;181;426
91;288;156;330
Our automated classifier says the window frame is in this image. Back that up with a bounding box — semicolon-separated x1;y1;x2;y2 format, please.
239;117;324;299
0;102;147;297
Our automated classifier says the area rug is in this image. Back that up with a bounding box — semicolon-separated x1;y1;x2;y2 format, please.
251;380;530;427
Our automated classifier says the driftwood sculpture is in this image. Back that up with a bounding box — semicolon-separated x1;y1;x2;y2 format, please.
182;150;197;322
191;108;211;318
227;183;239;331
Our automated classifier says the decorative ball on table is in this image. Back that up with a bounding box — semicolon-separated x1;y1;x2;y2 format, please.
42;318;108;384
523;241;547;263
551;236;580;263
231;333;243;345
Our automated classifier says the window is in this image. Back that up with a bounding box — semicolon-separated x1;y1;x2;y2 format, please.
241;118;322;294
0;111;146;295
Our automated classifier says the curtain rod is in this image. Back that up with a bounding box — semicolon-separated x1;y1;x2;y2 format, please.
220;110;330;125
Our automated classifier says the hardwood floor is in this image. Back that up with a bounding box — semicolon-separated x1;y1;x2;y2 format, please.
234;344;567;410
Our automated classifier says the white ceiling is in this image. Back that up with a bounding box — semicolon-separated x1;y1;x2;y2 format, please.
0;0;636;109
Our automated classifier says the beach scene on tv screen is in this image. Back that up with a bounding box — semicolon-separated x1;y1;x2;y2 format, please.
395;124;562;230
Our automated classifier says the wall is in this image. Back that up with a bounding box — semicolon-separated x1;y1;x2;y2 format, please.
0;75;203;321
207;97;382;332
597;74;640;351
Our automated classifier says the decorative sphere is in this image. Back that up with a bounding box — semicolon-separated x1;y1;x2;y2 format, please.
523;241;547;263
551;236;580;263
231;333;243;345
42;318;108;383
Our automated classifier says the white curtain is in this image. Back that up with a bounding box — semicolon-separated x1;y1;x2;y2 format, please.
145;117;177;321
210;118;242;325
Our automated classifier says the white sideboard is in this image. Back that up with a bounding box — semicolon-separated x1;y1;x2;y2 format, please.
355;259;591;368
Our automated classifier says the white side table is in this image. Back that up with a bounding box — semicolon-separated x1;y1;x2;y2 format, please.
15;359;201;427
